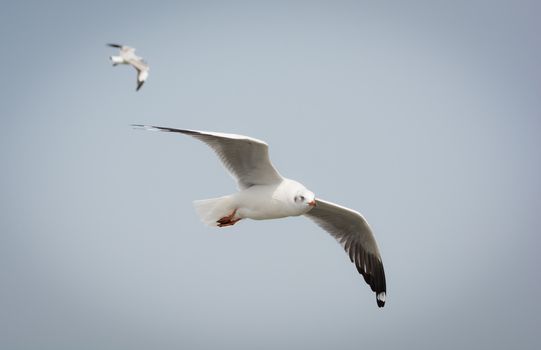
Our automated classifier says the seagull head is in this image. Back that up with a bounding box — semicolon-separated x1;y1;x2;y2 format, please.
279;179;316;215
293;189;316;210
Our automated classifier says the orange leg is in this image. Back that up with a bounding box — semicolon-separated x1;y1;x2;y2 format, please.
217;209;241;227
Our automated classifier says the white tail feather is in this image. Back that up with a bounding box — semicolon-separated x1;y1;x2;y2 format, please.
193;196;235;227
110;55;124;64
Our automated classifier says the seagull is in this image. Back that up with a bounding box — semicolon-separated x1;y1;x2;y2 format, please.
133;124;387;307
107;43;149;91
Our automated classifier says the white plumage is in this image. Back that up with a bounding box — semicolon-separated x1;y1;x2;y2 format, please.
133;124;387;307
107;43;149;91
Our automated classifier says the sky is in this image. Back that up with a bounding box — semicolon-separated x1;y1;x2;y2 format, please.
1;0;540;349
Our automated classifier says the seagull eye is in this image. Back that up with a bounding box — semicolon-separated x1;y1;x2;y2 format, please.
300;196;305;201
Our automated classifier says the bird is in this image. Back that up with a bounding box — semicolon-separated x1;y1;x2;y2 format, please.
107;43;149;91
133;124;387;307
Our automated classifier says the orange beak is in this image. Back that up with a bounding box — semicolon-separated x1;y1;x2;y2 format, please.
308;200;317;207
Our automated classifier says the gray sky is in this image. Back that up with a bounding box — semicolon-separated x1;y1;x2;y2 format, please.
1;0;540;349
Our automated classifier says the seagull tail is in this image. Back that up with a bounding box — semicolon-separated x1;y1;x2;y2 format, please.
110;55;123;65
193;195;236;227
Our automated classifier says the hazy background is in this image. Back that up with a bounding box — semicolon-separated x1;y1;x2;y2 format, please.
1;0;540;349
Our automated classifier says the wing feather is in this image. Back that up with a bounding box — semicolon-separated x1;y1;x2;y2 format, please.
304;198;387;307
132;125;283;189
127;58;149;72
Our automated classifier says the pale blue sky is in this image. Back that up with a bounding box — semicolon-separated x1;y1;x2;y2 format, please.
1;1;540;349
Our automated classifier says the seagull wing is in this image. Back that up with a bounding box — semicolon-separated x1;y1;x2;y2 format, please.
127;58;148;72
304;198;387;307
106;43;135;53
120;46;136;54
133;125;284;189
127;59;149;91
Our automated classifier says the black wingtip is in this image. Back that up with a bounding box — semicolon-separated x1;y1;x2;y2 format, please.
130;125;198;136
130;124;174;133
107;43;122;48
136;80;144;91
376;292;386;307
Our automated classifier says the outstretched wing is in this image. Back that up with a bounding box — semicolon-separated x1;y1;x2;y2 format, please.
127;58;148;73
107;43;135;53
304;198;386;307
128;59;149;91
133;125;283;189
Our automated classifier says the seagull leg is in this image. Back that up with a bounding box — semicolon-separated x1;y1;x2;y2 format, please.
217;209;241;227
217;218;241;227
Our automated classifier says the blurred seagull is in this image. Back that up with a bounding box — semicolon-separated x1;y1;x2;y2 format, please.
133;124;387;307
107;43;149;91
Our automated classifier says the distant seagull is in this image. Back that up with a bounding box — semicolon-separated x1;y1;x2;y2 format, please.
107;43;149;91
133;124;387;307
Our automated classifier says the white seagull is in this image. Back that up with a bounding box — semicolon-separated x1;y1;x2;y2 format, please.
107;43;149;91
133;125;387;307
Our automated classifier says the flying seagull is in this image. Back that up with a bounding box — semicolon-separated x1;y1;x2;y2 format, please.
107;43;149;91
133;124;387;307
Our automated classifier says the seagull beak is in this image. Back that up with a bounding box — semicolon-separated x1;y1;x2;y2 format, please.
308;200;317;207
